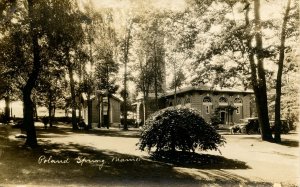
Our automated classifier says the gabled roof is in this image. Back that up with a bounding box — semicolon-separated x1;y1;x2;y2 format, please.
81;93;123;102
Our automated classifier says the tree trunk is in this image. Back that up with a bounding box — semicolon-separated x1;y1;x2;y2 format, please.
253;0;273;141
107;95;110;129
174;62;177;105
23;89;38;147
88;27;93;130
123;84;128;130
97;95;101;128
67;49;78;130
53;104;56;126
123;57;128;130
144;92;149;123
32;96;38;121
101;95;104;127
78;102;82;120
4;96;10;122
153;44;159;111
142;84;149;126
34;102;38;121
23;0;41;148
274;0;291;143
87;94;92;129
123;25;131;131
48;97;53;127
245;0;272;141
141;75;148;126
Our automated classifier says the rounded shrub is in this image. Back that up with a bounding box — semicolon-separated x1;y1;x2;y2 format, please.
137;107;226;153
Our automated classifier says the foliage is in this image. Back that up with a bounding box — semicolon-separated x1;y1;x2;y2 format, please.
94;59;119;94
35;67;65;108
138;107;226;153
169;70;186;90
210;108;222;129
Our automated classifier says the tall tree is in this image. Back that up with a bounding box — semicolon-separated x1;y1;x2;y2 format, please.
135;49;155;123
121;19;133;130
0;2;30;123
44;0;85;130
22;0;43;147
244;0;273;141
134;12;166;114
94;55;119;129
115;7;141;129
81;2;97;129
274;0;295;142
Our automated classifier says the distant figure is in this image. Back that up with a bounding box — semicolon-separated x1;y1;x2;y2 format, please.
42;116;49;129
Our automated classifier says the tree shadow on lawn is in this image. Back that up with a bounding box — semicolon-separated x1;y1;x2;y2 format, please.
77;128;141;138
36;125;141;139
150;151;250;170
0;135;272;186
239;135;299;147
36;127;71;139
277;139;299;147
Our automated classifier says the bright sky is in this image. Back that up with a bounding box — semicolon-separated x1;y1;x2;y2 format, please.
79;0;186;11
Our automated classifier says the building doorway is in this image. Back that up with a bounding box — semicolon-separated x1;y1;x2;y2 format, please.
220;111;226;124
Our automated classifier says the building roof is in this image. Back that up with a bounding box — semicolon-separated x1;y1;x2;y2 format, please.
135;92;165;100
82;93;123;102
163;86;254;97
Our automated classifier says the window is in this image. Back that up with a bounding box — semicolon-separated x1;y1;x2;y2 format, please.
219;97;228;106
219;97;228;103
203;96;212;103
236;106;240;114
234;98;243;109
234;98;242;104
203;96;212;114
206;106;210;114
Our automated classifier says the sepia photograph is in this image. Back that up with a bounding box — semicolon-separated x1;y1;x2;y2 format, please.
0;0;299;186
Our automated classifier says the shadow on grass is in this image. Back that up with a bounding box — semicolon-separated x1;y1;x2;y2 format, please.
150;151;250;170
36;126;70;138
0;136;270;186
0;136;197;186
36;125;141;139
238;135;299;147
76;128;141;138
278;139;299;147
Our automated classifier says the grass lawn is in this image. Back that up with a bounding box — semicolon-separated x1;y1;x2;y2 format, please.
0;123;299;186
